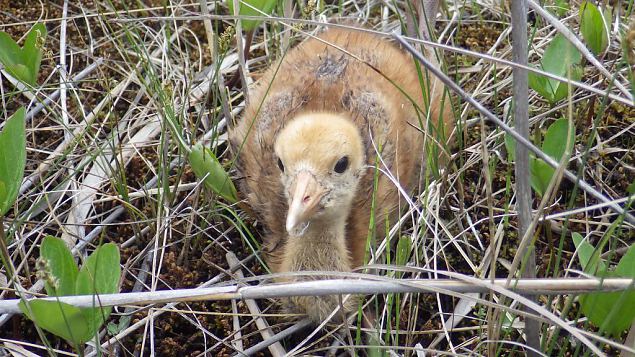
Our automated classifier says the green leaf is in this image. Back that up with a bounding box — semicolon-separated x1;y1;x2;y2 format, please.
40;236;78;296
579;1;609;55
396;236;411;267
504;132;516;161
528;119;575;196
76;243;120;296
73;243;120;340
188;143;238;203
615;244;635;281
19;300;93;345
0;107;26;216
551;64;583;103
542;118;575;161
579;278;635;336
579;244;635;335
553;0;570;17
0;23;46;85
21;23;47;85
227;0;277;31
529;157;552;196
529;34;582;104
0;32;23;68
573;235;635;336
571;232;607;274
79;304;112;343
541;34;582;79
528;71;553;102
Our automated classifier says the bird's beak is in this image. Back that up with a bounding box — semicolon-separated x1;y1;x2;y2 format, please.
286;171;325;235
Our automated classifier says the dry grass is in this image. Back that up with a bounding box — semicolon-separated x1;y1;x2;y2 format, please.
0;0;633;356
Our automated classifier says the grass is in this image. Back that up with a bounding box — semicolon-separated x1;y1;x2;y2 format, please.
0;0;634;356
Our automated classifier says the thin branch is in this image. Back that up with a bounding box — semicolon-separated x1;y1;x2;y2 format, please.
2;277;633;314
511;0;540;354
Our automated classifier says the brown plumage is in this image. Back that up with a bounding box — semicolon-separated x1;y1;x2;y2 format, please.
229;26;453;322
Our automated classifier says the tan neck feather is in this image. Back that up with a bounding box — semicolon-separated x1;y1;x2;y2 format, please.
280;217;352;276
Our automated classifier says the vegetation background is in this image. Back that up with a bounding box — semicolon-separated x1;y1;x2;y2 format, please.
0;0;633;356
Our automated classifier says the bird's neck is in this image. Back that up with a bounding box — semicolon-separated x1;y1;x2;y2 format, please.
281;213;352;275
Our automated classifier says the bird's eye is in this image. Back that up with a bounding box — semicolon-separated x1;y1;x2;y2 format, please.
334;156;349;173
277;158;285;172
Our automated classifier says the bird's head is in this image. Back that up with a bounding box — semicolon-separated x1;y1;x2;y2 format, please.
274;112;365;236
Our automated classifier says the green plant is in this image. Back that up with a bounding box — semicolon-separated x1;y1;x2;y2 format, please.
552;0;570;17
528;34;582;104
188;142;238;203
579;1;610;55
572;232;635;335
0;108;26;216
226;0;277;31
505;118;575;196
0;23;47;86
19;236;121;346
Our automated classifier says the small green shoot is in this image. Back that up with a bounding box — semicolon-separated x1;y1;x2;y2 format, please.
0;107;26;216
396;236;411;274
0;23;47;86
528;34;582;104
226;0;277;31
505;118;575;196
19;236;121;346
572;233;635;335
579;1;610;55
552;0;570;17
188;143;238;203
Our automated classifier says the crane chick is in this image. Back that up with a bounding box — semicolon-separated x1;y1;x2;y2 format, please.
229;27;453;323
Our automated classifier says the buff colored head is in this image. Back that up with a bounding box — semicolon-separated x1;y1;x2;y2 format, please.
273;112;365;236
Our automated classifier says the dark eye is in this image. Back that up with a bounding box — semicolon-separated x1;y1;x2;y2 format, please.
277;158;285;172
334;156;349;173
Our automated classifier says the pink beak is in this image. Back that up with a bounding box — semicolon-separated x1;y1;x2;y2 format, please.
286;171;325;234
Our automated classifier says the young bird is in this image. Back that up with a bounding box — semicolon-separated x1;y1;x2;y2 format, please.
229;27;453;322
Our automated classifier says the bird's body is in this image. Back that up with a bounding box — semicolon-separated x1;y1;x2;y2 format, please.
229;27;453;322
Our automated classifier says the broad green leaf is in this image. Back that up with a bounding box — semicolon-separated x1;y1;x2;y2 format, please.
227;0;277;31
551;64;583;103
80;304;112;343
571;232;606;274
529;34;582;104
579;1;609;55
40;236;78;296
76;243;120;296
529;157;552;196
541;34;582;79
573;237;635;336
21;23;47;85
0;32;22;68
0;23;46;85
189;143;238;203
528;119;575;196
528;71;552;102
615;244;635;281
0;107;26;216
579;276;635;336
542;118;575;162
19;300;93;345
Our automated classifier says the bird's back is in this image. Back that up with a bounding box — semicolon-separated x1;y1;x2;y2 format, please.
229;26;453;270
